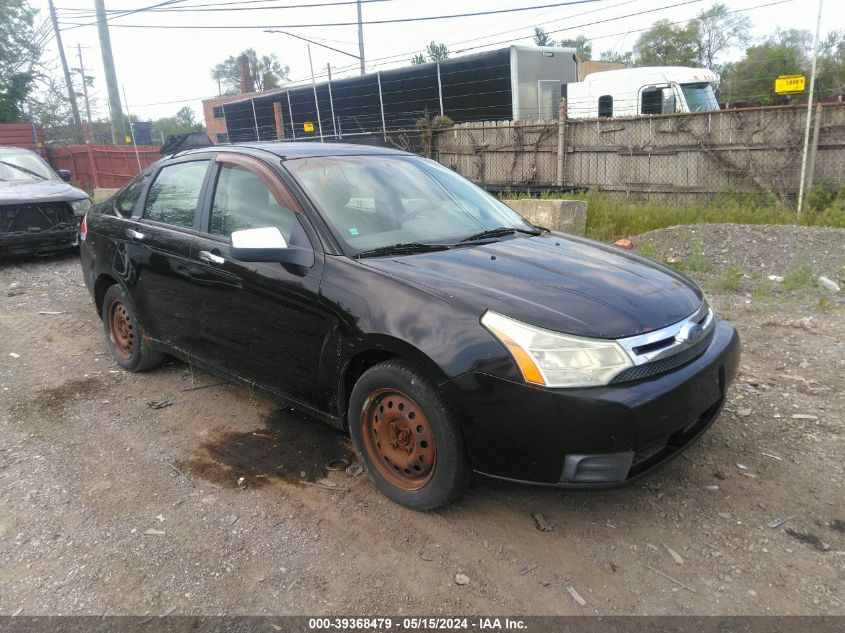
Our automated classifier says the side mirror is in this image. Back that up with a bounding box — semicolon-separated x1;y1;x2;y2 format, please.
230;227;314;267
58;169;72;182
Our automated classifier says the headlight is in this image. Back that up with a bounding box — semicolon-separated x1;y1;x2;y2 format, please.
481;311;633;388
71;198;92;216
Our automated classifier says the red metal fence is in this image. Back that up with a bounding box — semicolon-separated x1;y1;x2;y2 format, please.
47;145;161;190
0;123;45;155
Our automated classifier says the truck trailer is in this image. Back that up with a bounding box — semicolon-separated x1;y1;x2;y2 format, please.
214;45;579;142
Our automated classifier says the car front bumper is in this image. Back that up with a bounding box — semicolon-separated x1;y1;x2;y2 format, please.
445;318;740;487
0;226;80;257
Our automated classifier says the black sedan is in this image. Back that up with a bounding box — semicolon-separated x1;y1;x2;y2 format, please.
0;146;91;257
79;142;740;510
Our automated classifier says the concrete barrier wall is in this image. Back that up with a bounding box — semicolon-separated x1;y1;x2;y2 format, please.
502;199;587;236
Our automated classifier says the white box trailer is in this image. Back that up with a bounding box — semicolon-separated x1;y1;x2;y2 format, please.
564;66;720;119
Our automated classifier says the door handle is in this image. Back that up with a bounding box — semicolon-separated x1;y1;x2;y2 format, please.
126;228;145;240
199;250;225;265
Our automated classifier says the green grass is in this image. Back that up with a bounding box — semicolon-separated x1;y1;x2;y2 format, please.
711;265;744;292
783;260;814;291
502;189;845;242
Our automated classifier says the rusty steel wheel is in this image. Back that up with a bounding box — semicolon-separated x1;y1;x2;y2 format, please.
101;285;163;372
361;388;437;491
107;300;135;361
349;360;471;510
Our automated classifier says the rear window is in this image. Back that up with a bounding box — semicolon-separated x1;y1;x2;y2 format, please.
114;173;149;218
143;161;209;229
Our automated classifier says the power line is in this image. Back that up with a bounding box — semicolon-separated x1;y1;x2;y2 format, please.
120;0;801;111
59;0;189;31
57;0;616;30
56;0;393;16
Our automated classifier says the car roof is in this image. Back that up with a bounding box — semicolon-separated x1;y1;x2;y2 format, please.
0;145;37;155
175;141;413;161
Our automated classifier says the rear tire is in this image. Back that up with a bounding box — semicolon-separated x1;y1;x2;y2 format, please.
101;285;163;372
349;360;471;510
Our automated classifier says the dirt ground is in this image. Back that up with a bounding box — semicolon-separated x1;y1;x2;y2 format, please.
1;224;843;617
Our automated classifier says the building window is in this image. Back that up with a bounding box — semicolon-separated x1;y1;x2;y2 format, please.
212;106;224;119
216;132;229;144
598;95;613;118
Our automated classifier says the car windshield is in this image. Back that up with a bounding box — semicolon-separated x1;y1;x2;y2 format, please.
0;148;58;182
285;155;536;255
680;82;719;112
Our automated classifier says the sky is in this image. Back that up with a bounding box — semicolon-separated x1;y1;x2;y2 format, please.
29;0;844;123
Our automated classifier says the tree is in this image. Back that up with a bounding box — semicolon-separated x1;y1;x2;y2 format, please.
818;30;845;98
411;42;449;65
533;27;553;47
692;3;751;71
599;50;634;67
533;28;592;59
634;19;699;67
0;0;40;122
175;106;197;129
151;107;204;143
210;49;290;95
559;35;592;60
720;31;811;106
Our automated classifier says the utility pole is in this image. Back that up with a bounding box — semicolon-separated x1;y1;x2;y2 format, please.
356;0;366;75
47;0;83;134
95;0;124;144
75;45;93;142
797;0;824;215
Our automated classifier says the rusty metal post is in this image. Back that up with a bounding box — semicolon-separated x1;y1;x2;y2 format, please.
273;102;284;140
556;98;567;186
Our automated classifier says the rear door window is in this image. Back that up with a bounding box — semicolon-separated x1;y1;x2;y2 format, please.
143;160;209;229
114;173;149;218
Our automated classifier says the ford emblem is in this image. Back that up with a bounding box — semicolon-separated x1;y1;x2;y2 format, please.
676;322;704;344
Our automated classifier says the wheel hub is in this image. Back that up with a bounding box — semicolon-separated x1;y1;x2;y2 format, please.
108;300;135;360
361;389;436;491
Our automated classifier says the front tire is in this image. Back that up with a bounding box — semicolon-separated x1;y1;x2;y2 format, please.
101;285;163;372
349;360;471;510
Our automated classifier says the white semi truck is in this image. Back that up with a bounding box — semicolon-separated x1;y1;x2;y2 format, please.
564;66;720;119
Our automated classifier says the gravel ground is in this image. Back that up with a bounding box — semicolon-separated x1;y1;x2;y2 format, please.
1;223;844;616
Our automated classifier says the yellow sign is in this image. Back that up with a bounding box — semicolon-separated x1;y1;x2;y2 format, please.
303;121;315;133
124;135;132;144
775;74;805;94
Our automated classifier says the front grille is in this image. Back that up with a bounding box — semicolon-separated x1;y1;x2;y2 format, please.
0;202;74;234
610;329;714;384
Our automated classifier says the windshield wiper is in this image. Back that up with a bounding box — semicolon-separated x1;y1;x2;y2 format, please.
458;226;541;244
0;160;48;180
355;242;451;259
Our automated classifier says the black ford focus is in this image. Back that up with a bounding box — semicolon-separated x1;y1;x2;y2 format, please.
79;143;739;510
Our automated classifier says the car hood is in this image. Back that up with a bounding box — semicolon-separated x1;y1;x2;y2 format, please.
0;180;88;205
361;233;703;339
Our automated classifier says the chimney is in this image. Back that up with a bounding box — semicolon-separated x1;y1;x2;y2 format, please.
238;55;254;94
